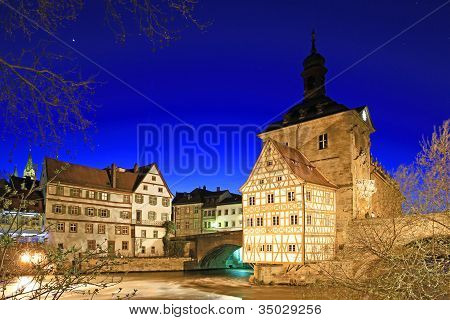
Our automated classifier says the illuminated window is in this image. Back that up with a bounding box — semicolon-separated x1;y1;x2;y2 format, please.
319;133;328;150
88;191;96;199
362;110;368;121
99;192;108;201
115;226;122;235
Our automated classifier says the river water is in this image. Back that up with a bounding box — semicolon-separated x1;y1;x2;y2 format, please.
59;269;363;300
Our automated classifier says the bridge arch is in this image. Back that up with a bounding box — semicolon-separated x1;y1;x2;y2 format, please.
199;244;243;269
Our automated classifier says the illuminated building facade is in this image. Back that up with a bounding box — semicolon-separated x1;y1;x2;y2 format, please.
241;139;336;264
41;158;172;257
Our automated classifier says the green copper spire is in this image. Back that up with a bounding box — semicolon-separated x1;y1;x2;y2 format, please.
23;149;36;180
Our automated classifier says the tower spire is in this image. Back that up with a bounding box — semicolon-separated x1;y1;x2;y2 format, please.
301;30;327;99
311;29;317;54
23;148;36;180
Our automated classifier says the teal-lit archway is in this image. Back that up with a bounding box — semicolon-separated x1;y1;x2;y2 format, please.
199;244;247;269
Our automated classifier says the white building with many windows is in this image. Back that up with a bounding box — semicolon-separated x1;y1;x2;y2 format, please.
215;194;242;231
240;139;336;265
41;158;172;257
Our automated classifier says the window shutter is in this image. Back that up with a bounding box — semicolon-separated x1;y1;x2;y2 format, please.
107;209;110;218
85;207;89;215
61;205;66;214
94;208;98;216
52;204;56;213
68;206;72;214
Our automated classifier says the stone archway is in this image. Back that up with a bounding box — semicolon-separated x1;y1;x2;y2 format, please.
199;244;243;269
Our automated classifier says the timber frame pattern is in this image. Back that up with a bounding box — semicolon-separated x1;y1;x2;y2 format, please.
240;139;336;265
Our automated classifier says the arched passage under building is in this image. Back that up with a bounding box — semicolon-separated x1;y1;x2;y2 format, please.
199;244;248;269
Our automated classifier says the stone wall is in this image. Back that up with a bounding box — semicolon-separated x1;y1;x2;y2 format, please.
112;257;192;272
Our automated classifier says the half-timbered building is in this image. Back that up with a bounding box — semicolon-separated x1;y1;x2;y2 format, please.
241;139;336;264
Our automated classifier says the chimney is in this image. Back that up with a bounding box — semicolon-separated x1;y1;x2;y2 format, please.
111;163;117;188
133;163;138;173
216;187;220;191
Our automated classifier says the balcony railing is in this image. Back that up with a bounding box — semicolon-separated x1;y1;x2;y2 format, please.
131;219;165;226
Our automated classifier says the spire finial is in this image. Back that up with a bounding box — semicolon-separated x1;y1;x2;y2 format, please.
311;29;317;54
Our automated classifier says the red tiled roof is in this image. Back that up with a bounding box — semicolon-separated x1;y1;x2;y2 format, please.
44;158;150;192
270;139;336;188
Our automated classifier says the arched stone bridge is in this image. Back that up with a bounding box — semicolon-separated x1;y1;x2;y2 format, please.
172;214;449;269
172;230;243;269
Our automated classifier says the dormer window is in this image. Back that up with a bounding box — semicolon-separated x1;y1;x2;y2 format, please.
319;133;328;150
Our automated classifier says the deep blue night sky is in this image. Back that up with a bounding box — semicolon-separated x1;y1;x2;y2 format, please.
1;0;449;193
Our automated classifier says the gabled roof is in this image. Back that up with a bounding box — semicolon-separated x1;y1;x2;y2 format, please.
271;140;336;188
217;193;242;205
44;158;172;195
241;139;336;191
172;187;234;206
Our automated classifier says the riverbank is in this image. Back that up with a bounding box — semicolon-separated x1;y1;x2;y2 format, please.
112;257;192;272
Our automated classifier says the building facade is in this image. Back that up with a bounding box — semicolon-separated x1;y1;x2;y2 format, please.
0;175;45;242
241;139;336;264
41;158;172;257
257;33;402;247
216;195;243;231
173;187;243;236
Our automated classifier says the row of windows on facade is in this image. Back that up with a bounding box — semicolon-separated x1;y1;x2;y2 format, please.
202;208;243;217
203;220;242;229
51;205;169;221
59;240;131;251
54;222;161;239
245;244;298;252
53;186;169;205
247;191;332;205
246;214;314;227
